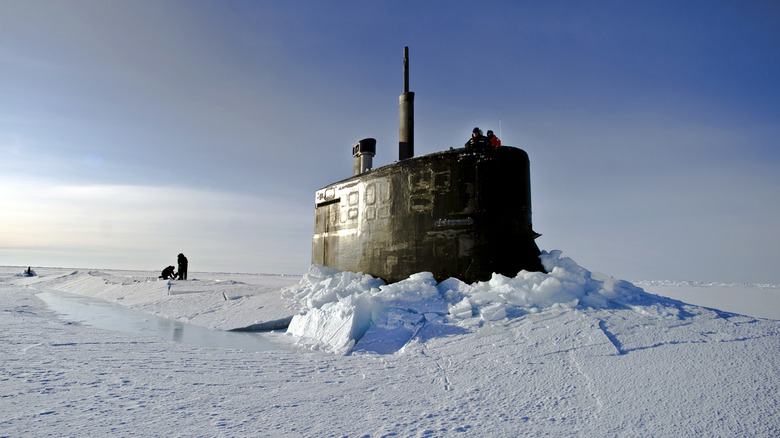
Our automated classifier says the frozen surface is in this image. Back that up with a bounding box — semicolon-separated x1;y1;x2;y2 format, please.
35;289;282;352
637;280;780;321
2;252;779;436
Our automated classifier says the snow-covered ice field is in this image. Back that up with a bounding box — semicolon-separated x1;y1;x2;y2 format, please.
2;251;779;436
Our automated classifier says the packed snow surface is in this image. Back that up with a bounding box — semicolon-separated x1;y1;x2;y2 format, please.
2;250;779;436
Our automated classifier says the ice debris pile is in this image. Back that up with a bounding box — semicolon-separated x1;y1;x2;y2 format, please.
282;250;655;355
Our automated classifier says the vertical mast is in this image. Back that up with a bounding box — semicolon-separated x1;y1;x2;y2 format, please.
399;46;414;160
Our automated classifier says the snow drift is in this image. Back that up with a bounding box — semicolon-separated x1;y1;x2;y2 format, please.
283;250;677;354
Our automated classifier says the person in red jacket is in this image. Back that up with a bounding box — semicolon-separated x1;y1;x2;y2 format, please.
486;130;501;147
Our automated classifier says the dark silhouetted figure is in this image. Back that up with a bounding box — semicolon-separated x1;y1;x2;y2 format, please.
177;253;188;280
159;265;176;280
465;127;491;150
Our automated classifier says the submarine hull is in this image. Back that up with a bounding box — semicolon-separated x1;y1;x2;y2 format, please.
312;146;544;284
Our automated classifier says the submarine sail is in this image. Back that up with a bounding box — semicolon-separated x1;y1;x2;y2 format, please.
311;47;543;283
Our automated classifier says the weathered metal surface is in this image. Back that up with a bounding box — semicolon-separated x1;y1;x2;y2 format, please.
312;146;544;283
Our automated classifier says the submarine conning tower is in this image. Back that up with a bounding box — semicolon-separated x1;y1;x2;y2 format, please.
312;47;544;284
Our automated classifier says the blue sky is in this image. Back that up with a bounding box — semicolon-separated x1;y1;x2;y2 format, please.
2;0;779;283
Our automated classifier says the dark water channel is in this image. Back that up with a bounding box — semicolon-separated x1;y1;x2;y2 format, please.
36;289;283;352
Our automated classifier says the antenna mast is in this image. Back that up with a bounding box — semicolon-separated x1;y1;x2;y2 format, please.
399;46;414;160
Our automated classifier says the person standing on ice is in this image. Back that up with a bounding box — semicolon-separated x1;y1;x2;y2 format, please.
177;253;188;280
486;130;501;147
